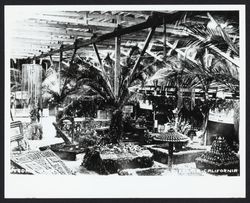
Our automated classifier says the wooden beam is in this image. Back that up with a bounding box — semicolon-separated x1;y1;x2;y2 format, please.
70;40;78;64
13;26;67;35
123;11;151;19
58;45;63;93
30;14;118;28
11;54;36;58
18;19;114;32
77;45;115;53
13;31;93;40
52;123;72;145
12;44;60;52
88;12;146;24
42;11;81;18
92;43;103;66
163;18;167;60
114;16;122;97
91;43;113;94
155;25;189;36
31;12;184;59
129;27;156;85
13;28;161;59
11;48;49;55
13;35;75;43
12;38;73;46
114;29;121;97
11;50;40;55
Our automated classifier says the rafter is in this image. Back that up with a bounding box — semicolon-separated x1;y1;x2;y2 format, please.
13;26;94;38
17;19;114;32
129;27;156;84
92;43;103;66
29;14;118;28
31;12;185;59
12;35;75;42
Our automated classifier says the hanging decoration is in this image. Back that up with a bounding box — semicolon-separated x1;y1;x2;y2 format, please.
21;64;43;109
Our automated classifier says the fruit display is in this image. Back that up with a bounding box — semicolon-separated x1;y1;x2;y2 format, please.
195;136;239;175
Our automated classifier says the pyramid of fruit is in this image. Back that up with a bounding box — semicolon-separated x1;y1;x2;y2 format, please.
195;136;239;175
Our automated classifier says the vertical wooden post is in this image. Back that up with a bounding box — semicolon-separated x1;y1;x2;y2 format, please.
114;17;121;97
163;17;167;60
93;43;113;95
10;110;14;121
59;45;63;94
45;61;48;73
83;11;88;25
153;79;158;132
93;43;102;67
168;142;174;170
129;27;156;85
191;88;195;110
153;111;157;133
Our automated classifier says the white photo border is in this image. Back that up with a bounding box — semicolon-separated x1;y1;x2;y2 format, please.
4;4;246;198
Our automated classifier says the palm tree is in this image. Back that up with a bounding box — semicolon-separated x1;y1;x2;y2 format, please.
143;11;239;138
57;43;160;144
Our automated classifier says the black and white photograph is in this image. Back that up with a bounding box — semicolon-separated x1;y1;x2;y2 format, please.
4;4;246;198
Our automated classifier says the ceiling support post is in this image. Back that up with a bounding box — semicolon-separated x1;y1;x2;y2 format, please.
129;26;156;85
59;45;63;94
114;16;121;98
93;43;103;67
114;35;121;98
163;17;167;61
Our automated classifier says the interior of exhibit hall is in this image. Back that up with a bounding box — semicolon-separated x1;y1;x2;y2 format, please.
8;9;240;176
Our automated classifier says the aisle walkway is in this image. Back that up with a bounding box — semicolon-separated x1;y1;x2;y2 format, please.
14;115;64;150
29;116;64;150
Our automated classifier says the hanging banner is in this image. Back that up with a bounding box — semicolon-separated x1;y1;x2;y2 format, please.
21;64;43;107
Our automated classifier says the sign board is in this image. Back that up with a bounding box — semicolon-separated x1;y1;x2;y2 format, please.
11;150;74;175
208;109;234;124
123;105;133;113
14;91;29;100
139;100;153;110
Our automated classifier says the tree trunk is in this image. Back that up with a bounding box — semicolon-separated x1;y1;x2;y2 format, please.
201;91;209;145
108;109;123;144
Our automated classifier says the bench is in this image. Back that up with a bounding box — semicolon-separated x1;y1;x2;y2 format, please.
10;121;25;153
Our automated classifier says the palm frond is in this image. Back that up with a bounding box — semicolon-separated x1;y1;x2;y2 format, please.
168;15;239;67
207;12;239;55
